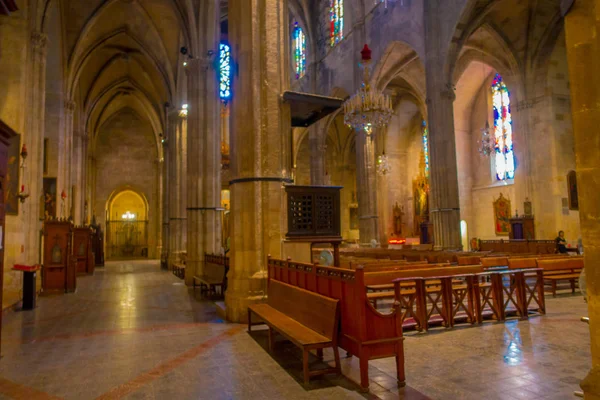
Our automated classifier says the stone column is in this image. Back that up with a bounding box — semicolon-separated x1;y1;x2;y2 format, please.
355;129;379;245
80;133;90;225
155;156;164;260
25;31;48;264
309;120;327;185
225;0;291;322
168;110;186;267
423;3;461;250
59;100;75;218
185;39;221;284
564;1;600;397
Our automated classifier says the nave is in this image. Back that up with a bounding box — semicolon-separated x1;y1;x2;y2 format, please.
0;261;591;400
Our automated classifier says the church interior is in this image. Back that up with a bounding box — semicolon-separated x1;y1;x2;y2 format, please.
0;0;599;398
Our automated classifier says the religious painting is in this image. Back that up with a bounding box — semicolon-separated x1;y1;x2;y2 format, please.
413;175;429;235
5;133;20;215
40;177;57;220
349;206;359;230
221;210;230;251
493;193;511;236
567;170;579;210
392;202;404;236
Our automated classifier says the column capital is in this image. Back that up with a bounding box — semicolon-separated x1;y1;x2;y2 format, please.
186;57;212;74
64;100;76;112
31;31;48;53
440;83;456;102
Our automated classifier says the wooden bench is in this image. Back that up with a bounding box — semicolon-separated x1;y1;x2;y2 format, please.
268;257;405;392
248;280;341;386
192;254;228;298
172;263;185;279
536;258;584;297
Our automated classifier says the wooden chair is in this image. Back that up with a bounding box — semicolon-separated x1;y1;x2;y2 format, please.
248;280;341;386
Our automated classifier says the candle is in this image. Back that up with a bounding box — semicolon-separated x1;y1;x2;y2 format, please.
21;185;24;193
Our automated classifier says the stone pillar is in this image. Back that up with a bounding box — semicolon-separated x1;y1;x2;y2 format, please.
25;31;48;264
424;3;461;250
355;129;379;245
564;1;600;397
185;19;221;286
155;156;164;260
225;0;291;322
168;110;186;267
309;120;327;185
80;133;90;225
59;100;75;218
161;111;170;267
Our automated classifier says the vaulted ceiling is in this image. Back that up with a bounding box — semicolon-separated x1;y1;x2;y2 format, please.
55;0;192;154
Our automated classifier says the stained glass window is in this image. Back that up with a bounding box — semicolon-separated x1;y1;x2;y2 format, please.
293;22;306;79
491;73;514;180
330;0;344;47
219;42;231;100
422;120;429;177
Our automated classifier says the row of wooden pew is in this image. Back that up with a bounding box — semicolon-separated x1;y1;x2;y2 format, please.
253;254;584;391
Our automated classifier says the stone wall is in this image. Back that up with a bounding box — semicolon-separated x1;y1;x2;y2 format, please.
0;5;34;309
94;109;159;259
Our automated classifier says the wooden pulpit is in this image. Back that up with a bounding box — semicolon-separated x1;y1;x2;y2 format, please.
73;226;94;275
42;220;76;294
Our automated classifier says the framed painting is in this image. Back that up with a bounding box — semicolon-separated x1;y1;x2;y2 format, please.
5;134;20;215
493;193;511;236
567;170;579;210
40;177;57;220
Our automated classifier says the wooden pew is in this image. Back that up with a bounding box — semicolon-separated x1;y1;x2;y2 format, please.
267;257;405;392
363;265;545;331
536;258;584;297
193;253;229;297
248;280;341;386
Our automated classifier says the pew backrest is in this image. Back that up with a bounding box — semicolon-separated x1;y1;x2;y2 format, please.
536;257;584;273
268;280;339;341
364;264;485;285
508;258;537;270
481;257;509;268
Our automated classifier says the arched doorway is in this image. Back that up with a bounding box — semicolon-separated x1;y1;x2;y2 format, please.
106;190;149;259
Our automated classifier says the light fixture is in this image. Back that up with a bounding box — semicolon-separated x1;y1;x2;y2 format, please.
377;129;391;176
16;144;30;203
343;44;393;131
377;151;390;176
183;61;187;67
122;211;136;220
478;121;494;156
179;103;188;117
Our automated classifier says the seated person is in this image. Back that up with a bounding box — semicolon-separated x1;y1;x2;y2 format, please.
555;230;568;254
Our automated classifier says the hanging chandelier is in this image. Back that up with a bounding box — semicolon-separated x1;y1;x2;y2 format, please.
343;44;394;131
478;121;494;156
377;151;390;175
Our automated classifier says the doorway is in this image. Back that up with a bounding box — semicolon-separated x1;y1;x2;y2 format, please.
106;190;149;259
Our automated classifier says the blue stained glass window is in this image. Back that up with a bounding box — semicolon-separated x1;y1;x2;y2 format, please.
422;120;429;177
293;22;306;79
491;73;514;181
330;0;343;46
219;42;231;100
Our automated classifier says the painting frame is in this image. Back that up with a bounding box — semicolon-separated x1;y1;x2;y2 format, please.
40;177;57;220
5;133;20;215
493;193;511;236
567;170;579;211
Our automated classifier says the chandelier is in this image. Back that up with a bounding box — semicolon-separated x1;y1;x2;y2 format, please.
377;151;390;175
478;121;494;156
344;44;394;131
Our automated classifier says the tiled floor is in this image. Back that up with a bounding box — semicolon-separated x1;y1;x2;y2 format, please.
0;260;592;400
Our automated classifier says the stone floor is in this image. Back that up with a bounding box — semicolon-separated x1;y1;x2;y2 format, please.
0;260;591;400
